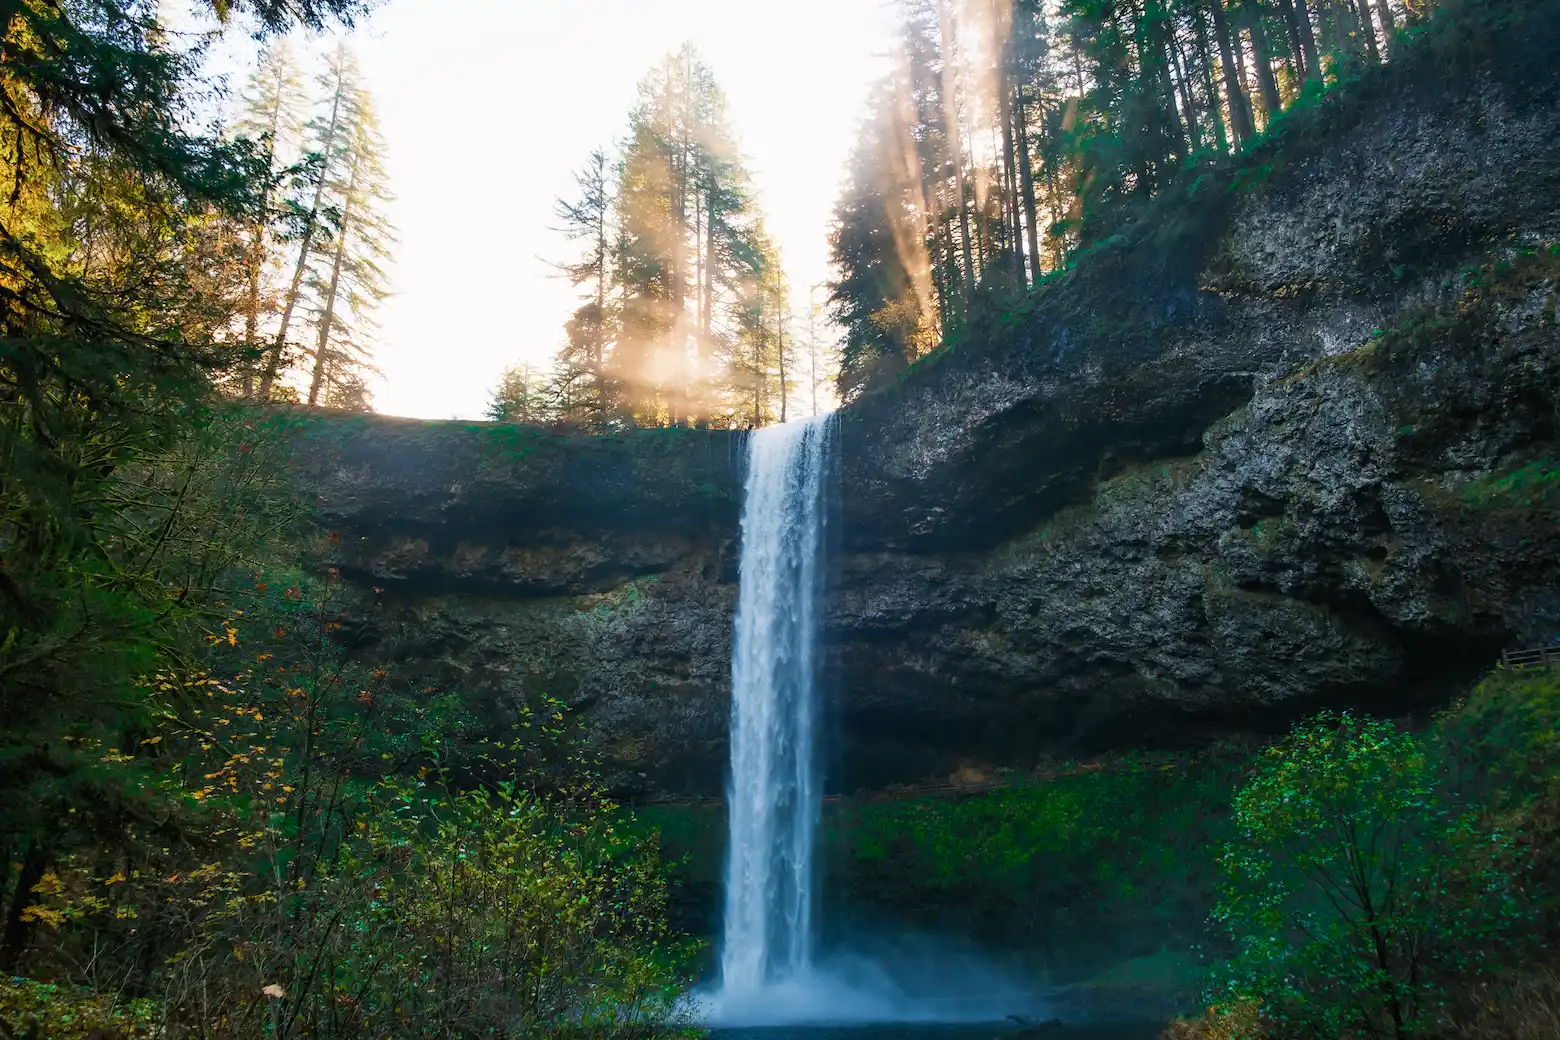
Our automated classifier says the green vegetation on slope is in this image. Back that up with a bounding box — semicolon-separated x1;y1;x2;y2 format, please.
828;754;1245;975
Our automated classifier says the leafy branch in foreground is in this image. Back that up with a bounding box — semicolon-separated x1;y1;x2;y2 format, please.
1211;711;1528;1039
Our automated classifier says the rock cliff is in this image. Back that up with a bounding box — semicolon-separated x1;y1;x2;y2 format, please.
296;17;1560;797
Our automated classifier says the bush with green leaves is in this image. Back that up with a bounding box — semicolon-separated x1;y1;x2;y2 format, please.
5;568;698;1039
1211;711;1527;1039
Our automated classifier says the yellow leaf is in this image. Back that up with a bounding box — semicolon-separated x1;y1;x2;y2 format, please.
141;736;163;746
105;871;127;886
21;904;64;928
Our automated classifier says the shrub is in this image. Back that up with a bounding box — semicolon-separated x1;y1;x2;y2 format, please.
1211;712;1526;1039
1432;964;1560;1039
0;978;159;1039
5;570;697;1039
1159;1000;1266;1040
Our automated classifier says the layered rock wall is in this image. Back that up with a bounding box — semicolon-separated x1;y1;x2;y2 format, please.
297;27;1560;797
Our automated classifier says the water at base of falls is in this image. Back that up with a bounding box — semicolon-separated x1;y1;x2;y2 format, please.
700;418;1037;1028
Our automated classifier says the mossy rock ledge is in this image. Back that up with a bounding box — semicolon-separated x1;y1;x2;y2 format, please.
294;27;1560;798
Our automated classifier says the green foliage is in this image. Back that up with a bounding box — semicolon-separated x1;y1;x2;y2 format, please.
1457;460;1560;510
1440;667;1560;797
0;978;159;1039
831;755;1243;973
3;6;695;1035
1211;712;1528;1038
6;571;696;1039
0;408;309;925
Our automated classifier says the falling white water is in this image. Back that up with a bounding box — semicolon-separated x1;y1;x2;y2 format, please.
699;415;1042;1028
717;416;831;1011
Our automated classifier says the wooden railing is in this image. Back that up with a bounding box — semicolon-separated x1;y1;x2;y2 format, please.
1502;645;1560;668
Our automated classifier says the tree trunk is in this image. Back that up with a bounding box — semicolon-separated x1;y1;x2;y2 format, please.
1144;0;1188;160
997;72;1024;283
1244;4;1284;120
306;173;356;407
1193;4;1231;151
939;0;976;299
595;197;609;419
243;90;288;398
0;838;46;973
777;302;787;424
669;97;689;429
692;179;704;423
242;226;265;397
1291;0;1322;81
1045;158;1065;268
1353;0;1381;60
242;213;272;397
1271;0;1308;80
1233;24;1258;132
752;299;763;428
1373;0;1396;56
1212;0;1254;143
258;82;345;400
703;179;716;421
1014;86;1042;286
1168;19;1204;152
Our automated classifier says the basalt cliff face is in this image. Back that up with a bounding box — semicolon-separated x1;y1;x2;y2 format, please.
298;29;1560;798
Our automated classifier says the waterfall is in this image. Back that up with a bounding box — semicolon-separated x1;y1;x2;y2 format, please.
717;415;831;1011
701;415;1032;1027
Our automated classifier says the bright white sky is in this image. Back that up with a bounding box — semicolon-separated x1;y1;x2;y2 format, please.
218;0;898;419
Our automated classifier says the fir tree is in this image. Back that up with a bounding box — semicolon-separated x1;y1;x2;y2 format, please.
258;43;362;400
610;44;774;427
304;86;394;409
232;41;306;397
552;149;617;422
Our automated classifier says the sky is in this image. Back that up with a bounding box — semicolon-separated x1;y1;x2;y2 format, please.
217;0;899;420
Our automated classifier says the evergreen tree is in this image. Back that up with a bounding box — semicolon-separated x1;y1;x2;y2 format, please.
487;362;556;424
827;0;1442;405
0;0;367;972
609;44;776;427
258;43;362;400
232;41;306;397
829;78;939;403
304;86;394;409
552;149;617;422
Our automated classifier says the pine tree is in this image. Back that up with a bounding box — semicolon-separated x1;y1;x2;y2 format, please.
609;44;773;427
487;362;556;424
552;149;617;422
258;43;362;400
304;87;393;409
829;77;938;403
232;41;305;397
725;229;790;427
